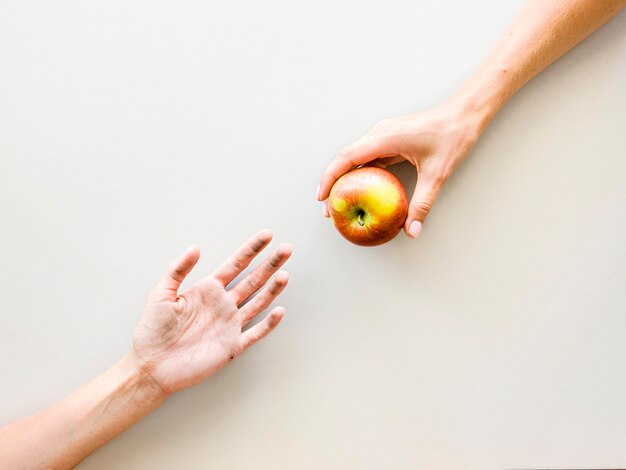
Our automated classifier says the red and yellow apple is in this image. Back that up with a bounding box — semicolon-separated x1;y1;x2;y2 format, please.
328;167;408;246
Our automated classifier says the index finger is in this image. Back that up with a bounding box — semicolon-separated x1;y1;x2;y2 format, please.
317;137;397;201
212;229;273;286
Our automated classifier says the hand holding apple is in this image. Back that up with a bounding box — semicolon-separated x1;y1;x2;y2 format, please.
317;104;482;238
327;167;408;246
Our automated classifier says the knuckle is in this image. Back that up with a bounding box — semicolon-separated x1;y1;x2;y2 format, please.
268;283;280;295
169;262;184;279
245;277;258;291
268;312;282;327
229;256;243;271
420;166;448;189
412;200;433;217
428;157;454;181
431;172;447;187
249;238;265;254
268;277;285;294
267;254;282;270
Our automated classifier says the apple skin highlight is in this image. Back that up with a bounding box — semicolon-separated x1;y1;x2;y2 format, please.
328;167;408;246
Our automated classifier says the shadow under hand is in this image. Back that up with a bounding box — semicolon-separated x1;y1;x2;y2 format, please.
385;161;417;202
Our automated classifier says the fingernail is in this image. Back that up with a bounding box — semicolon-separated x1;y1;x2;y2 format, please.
408;220;422;238
323;204;329;218
315;185;321;201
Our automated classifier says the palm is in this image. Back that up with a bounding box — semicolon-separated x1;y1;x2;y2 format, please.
131;230;291;395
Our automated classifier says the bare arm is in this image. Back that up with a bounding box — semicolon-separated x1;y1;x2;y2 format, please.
455;0;626;134
317;0;625;238
0;230;292;469
0;357;166;469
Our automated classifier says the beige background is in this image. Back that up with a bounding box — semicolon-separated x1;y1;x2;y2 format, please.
1;1;625;468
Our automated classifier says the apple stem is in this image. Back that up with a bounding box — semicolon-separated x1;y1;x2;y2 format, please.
357;213;365;226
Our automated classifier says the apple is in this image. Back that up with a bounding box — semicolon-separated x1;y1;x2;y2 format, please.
328;167;408;246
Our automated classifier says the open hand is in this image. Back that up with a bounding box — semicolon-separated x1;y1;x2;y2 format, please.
317;103;481;238
131;230;292;395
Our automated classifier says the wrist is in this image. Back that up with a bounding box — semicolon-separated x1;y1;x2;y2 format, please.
447;88;499;138
33;354;169;468
118;354;170;405
434;100;485;150
448;63;519;137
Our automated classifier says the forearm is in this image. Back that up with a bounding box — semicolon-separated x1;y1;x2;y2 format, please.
0;355;166;469
451;0;625;132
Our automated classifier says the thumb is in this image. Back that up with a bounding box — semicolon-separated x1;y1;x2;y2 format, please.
155;245;201;300
404;172;443;238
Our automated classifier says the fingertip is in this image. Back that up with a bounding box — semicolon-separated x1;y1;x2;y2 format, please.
275;270;290;285
256;229;273;242
277;243;293;257
317;187;326;201
270;306;286;325
180;244;201;264
316;181;325;201
323;201;330;218
162;244;201;292
318;176;332;201
405;220;423;239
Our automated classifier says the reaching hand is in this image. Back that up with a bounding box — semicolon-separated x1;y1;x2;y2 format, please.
317;103;481;239
131;230;292;395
